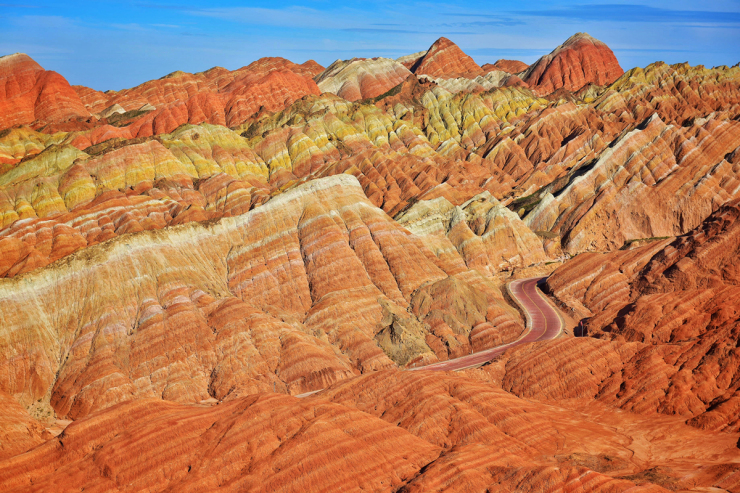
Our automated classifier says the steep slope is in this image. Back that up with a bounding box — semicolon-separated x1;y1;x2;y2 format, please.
314;57;412;101
524;112;740;253
0;53;90;130
523;33;624;94
0;175;524;421
540;199;740;432
411;37;483;78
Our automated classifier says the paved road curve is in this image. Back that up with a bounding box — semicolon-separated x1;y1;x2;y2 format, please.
297;277;564;397
410;276;564;372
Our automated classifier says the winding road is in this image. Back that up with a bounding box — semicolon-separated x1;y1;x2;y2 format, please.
410;276;565;372
297;277;564;397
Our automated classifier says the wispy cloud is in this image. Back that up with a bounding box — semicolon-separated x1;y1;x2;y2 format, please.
458;4;740;25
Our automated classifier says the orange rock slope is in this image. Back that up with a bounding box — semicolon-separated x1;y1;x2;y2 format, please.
0;53;89;129
1;371;738;492
541;198;740;432
0;175;524;423
523;32;624;94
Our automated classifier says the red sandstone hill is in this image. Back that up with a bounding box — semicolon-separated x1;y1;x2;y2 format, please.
1;371;738;492
522;32;624;94
0;54;323;136
482;59;529;74
410;37;483;78
544;198;740;432
0;53;90;129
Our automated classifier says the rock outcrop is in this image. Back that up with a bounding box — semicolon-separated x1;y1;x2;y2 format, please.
0;53;90;129
0;175;523;422
483;59;529;74
411;37;483;78
523;33;624;94
540;199;740;432
314;57;411;101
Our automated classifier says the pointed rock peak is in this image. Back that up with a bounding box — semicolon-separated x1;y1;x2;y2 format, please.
563;32;598;44
522;32;624;94
0;53;43;74
412;37;482;78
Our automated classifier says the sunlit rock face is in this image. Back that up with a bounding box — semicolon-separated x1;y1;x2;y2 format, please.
411;37;484;79
0;175;524;422
315;58;412;101
522;32;624;94
0;53;90;129
543;198;740;432
482;59;529;74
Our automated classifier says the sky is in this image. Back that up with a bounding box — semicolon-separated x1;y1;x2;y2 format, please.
1;0;739;91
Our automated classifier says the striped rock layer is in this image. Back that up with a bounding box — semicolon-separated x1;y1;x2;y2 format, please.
0;175;523;423
1;371;739;491
0;34;738;492
542;199;740;433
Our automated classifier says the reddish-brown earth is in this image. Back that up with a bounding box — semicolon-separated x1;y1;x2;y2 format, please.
540;199;740;433
410;37;484;78
1;32;740;492
1;371;738;492
523;32;624;94
482;59;529;74
0;54;90;129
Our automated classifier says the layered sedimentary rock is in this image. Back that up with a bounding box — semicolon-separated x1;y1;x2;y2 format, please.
524;112;740;253
0;54;90;129
32;56;325;137
3;54;739;278
397;51;426;70
0;175;523;424
523;33;624;94
537;199;740;432
411;37;483;78
0;394;441;492
396;192;548;276
482;59;529;74
2;370;738;492
419;70;527;93
315;58;412;101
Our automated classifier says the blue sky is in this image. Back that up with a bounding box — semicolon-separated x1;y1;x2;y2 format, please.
1;1;739;91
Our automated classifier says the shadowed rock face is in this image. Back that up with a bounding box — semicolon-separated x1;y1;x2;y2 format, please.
542;199;740;432
523;33;624;94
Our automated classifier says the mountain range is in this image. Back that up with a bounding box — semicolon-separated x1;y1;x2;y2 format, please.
1;33;740;492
